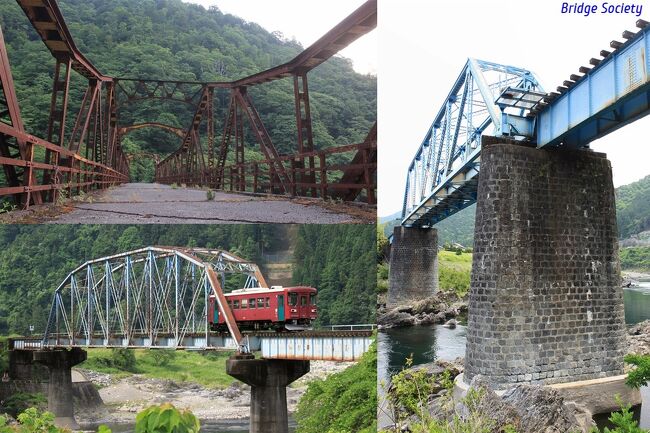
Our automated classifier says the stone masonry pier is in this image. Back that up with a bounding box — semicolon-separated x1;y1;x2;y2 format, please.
464;140;626;388
388;226;438;307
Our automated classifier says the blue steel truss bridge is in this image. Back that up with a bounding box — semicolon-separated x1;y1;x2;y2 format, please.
9;246;373;362
402;20;650;227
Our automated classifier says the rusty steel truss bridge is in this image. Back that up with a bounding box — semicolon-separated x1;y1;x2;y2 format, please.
0;0;377;209
9;246;374;362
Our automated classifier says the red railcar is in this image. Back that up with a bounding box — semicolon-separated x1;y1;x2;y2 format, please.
207;286;317;331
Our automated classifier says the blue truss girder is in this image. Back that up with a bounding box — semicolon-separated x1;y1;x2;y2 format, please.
401;59;543;227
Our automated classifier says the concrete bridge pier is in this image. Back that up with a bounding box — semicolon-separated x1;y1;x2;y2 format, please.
226;356;309;433
33;348;87;430
388;226;438;307
464;140;628;403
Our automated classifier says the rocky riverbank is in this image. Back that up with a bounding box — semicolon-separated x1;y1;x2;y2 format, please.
383;320;650;432
377;291;467;329
74;360;352;425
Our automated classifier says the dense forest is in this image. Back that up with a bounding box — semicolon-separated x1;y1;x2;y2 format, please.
0;0;376;181
0;224;374;335
292;225;375;326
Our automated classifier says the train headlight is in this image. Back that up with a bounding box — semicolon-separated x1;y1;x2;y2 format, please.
290;309;297;313
311;309;316;313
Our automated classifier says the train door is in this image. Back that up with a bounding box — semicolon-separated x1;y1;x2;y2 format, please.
277;295;285;321
299;293;309;317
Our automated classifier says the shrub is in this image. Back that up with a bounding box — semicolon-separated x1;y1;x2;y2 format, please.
111;348;137;372
135;404;200;433
144;350;176;367
296;342;377;433
1;393;46;418
625;354;650;389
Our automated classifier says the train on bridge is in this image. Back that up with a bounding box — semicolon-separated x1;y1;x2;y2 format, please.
208;286;318;332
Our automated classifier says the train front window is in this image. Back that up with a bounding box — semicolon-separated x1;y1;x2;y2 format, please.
265;298;270;308
233;300;240;309
249;298;256;308
310;294;317;305
289;292;298;306
300;296;307;306
258;298;265;308
241;299;248;309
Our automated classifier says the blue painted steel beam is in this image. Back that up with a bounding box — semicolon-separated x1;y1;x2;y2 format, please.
538;23;650;148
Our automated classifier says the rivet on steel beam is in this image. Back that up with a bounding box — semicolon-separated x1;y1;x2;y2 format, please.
569;74;582;81
610;40;623;49
622;30;635;39
579;66;591;74
589;58;601;66
600;50;611;57
557;86;568;93
637;19;649;29
563;80;574;88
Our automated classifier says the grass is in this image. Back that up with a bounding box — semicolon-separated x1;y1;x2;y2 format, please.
438;250;472;297
80;348;237;388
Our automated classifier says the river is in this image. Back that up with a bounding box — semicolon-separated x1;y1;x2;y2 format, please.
378;281;650;429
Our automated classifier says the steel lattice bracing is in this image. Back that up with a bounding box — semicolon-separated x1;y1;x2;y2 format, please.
401;59;543;227
13;245;375;361
1;0;377;209
41;247;266;352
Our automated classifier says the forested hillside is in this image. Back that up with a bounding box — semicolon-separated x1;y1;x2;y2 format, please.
292;225;375;326
616;174;650;241
0;225;374;335
0;0;376;181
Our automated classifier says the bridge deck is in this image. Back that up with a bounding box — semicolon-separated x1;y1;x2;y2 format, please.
9;330;373;362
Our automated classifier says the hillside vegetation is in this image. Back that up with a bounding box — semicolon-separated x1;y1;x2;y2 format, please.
0;0;375;181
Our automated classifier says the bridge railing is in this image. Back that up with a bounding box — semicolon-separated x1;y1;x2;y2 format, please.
322;324;377;331
0;123;128;205
155;140;376;204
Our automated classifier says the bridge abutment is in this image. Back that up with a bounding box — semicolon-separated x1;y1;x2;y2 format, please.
388;226;438;307
33;348;87;429
465;141;626;388
226;357;309;433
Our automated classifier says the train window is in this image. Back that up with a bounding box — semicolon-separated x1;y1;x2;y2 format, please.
300;296;307;306
227;300;233;309
258;298;265;308
310;294;317;305
241;299;248;308
249;298;256;309
289;292;298;306
233;300;240;309
265;298;270;308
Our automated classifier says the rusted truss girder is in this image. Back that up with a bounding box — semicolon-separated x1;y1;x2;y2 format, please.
155;0;377;203
6;0;377;207
42;246;269;352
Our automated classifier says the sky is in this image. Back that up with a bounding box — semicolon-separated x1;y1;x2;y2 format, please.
379;0;650;217
180;0;377;75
